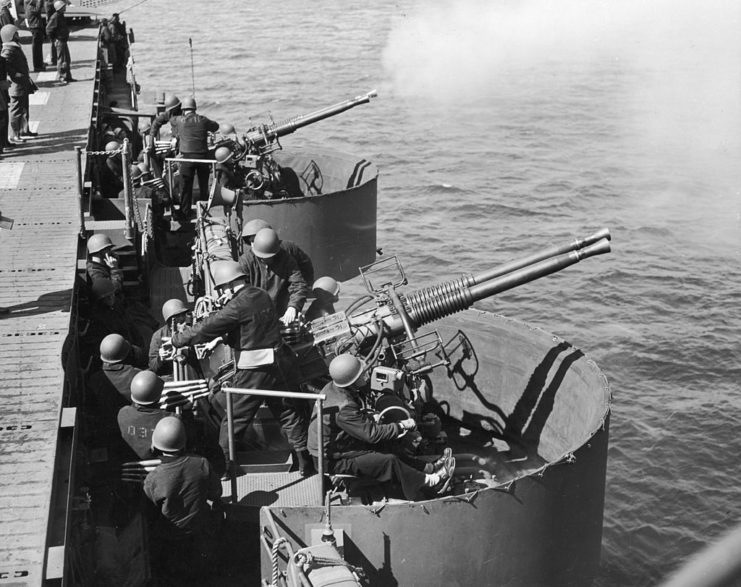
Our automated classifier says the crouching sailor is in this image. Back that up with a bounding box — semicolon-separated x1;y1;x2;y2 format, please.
308;354;455;500
169;260;312;475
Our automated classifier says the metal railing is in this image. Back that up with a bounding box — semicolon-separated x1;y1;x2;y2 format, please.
222;386;327;506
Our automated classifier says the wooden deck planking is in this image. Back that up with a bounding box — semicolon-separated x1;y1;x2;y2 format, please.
0;23;99;585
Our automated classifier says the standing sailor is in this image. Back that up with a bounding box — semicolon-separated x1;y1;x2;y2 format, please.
169;260;312;475
169;96;218;223
45;0;73;84
1;24;36;143
24;0;46;72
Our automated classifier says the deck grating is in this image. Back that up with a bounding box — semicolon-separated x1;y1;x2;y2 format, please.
0;23;99;586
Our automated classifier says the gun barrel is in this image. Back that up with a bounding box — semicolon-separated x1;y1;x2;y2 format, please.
468;228;611;286
243;90;377;147
345;232;611;349
467;238;611;302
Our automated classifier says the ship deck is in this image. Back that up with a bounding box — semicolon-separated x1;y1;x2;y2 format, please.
0;24;99;585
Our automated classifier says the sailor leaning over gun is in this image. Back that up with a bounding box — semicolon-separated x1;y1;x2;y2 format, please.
238;227;309;326
169;260;312;476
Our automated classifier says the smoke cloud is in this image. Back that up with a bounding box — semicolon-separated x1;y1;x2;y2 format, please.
382;0;741;245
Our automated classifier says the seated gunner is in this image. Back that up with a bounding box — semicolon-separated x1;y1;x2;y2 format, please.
308;353;455;500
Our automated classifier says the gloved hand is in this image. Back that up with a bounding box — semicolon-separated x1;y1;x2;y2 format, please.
104;252;119;269
280;307;298;325
158;337;174;360
398;418;417;431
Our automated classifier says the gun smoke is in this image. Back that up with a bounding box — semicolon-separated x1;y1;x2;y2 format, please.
382;0;741;249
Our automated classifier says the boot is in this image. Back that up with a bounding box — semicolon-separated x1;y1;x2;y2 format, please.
295;449;314;477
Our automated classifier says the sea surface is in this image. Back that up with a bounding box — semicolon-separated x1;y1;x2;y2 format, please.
118;1;741;585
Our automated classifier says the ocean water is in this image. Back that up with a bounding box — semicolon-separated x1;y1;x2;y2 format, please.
119;1;741;584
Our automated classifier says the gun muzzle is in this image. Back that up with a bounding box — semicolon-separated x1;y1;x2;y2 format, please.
468;228;611;285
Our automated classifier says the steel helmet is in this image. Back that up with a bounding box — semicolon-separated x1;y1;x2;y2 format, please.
162;298;189;322
151;417;186;452
252;228;281;259
181;96;197;111
53;0;66;11
164;94;181;114
0;25;18;44
241;218;271;240
90;278;116;302
211;260;246;288
87;233;114;254
129;164;144;181
219;123;235;135
329;354;365;388
100;333;131;363
214;146;233;164
313;276;341;298
105;140;121;152
130;370;164;405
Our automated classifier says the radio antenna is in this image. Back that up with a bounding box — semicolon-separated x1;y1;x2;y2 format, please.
188;38;196;99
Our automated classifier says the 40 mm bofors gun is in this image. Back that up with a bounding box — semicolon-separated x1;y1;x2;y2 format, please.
306;228;611;375
220;90;377;200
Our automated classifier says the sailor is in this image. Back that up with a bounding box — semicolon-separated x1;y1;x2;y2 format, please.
148;298;197;377
23;0;46;72
117;370;170;460
169;96;219;223
213;145;245;191
143;417;223;581
238;227;309;324
0;1;12;29
86;233;124;294
169;260;312;475
87;334;143;449
97;140;124;196
45;0;73;84
241;218;315;286
86;279;151;366
108;13;127;71
149;93;181;141
1;24;37;144
0;44;9;156
43;0;57;66
129;162;170;232
304;276;341;322
307;354;455;500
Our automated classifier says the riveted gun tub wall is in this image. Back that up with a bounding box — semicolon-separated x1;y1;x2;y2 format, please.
260;309;610;586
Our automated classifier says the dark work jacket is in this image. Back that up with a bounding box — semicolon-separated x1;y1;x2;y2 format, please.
118;403;170;459
281;240;314;286
238;248;308;316
46;10;69;41
172;112;218;156
86;257;124;294
1;43;31;97
143;453;222;539
150;110;178;139
148;323;200;376
171;285;282;359
0;7;12;31
24;0;44;29
307;381;401;461
87;362;142;439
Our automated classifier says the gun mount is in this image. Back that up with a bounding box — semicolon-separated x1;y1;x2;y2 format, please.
309;229;612;364
241;90;378;155
215;91;377;200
